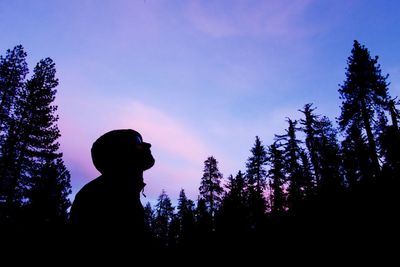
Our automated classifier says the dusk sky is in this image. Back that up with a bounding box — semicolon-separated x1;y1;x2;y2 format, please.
1;0;400;204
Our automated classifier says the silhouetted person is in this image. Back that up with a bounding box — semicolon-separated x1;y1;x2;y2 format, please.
69;129;155;250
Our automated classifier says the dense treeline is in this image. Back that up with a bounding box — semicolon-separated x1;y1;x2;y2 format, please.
0;45;71;227
144;40;400;252
1;41;399;254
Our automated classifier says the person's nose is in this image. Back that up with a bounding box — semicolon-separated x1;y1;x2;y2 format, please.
142;142;151;149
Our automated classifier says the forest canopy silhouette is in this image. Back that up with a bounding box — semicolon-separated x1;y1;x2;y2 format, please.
0;41;399;254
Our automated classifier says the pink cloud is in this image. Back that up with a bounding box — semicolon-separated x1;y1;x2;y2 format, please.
117;101;209;165
115;101;217;201
144;163;202;201
59;96;211;200
58;115;99;181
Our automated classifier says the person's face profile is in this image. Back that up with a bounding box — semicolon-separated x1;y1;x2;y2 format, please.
124;133;155;172
91;129;155;175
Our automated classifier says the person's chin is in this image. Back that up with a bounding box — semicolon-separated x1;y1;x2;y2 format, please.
142;156;155;171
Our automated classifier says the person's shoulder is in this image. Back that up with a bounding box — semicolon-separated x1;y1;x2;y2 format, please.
75;175;106;198
69;175;106;220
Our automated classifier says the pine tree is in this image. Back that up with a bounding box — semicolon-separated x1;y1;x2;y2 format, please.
154;190;174;247
275;118;308;212
245;136;268;230
338;40;390;177
219;171;248;233
299;104;342;193
19;58;71;224
0;45;28;218
168;214;180;249
388;98;400;131
267;143;286;216
25;159;71;224
317;116;342;193
194;197;212;249
377;104;400;178
299;103;321;187
299;149;313;195
0;45;28;135
144;202;155;234
199;156;223;221
224;171;247;209
246;136;268;191
0;48;71;225
341;123;371;187
176;189;195;245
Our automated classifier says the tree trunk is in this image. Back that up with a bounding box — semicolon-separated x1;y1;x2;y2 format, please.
308;139;320;187
361;102;380;177
389;100;399;131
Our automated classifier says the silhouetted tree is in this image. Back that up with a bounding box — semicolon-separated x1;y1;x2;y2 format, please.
299;103;321;187
388;98;400;131
299;150;313;195
144;201;155;234
246;136;268;191
168;214;180;249
338;40;390;178
267;143;286;216
176;189;195;245
317;116;342;193
0;49;71;225
219;171;248;233
341;123;371;187
245;136;268;229
0;45;28;135
195;197;212;237
224;171;247;212
25;160;71;224
377;106;400;178
0;45;28;220
154;190;174;247
375;100;400;233
17;58;71;224
276;119;309;212
375;110;388;144
299;104;343;196
299;104;342;194
199;156;223;223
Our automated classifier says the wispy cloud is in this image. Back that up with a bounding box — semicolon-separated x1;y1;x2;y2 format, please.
59;96;211;200
117;100;209;165
186;1;239;38
186;0;317;39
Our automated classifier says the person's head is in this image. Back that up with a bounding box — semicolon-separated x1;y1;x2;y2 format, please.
91;129;155;177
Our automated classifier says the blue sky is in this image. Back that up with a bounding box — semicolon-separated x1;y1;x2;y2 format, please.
1;0;400;204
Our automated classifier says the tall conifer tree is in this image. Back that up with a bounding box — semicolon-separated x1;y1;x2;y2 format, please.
245;136;268;229
20;58;71;224
267;143;286;216
0;45;28;215
154;190;174;247
199;156;223;221
338;40;390;177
